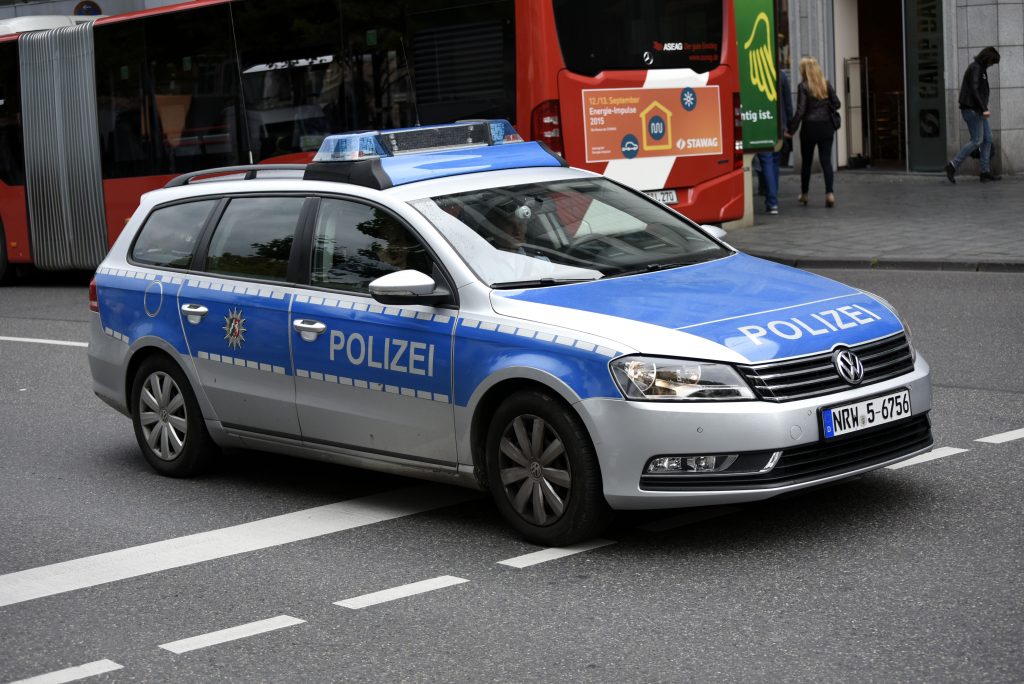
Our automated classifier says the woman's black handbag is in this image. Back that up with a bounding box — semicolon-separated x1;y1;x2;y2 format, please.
828;83;842;130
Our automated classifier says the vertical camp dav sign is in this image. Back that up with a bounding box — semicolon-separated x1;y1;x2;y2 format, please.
735;0;778;151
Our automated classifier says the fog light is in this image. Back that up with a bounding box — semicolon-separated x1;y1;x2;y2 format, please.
645;454;739;473
646;456;683;473
686;455;717;472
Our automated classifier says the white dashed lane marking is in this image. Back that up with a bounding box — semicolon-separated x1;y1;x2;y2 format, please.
335;575;469;609
0;485;478;608
159;615;305;654
497;539;615;568
976;427;1024;444
9;659;122;684
0;336;88;348
887;447;968;470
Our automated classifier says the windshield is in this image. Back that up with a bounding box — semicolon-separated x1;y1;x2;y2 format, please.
553;0;724;76
409;178;732;288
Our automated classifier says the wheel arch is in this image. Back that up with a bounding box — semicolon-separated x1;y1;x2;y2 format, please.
466;368;593;490
123;339;213;420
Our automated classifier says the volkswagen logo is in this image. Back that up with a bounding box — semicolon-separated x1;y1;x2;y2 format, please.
832;348;865;385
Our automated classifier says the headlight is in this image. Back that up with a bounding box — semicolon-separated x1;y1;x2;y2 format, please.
609;355;755;401
865;292;917;362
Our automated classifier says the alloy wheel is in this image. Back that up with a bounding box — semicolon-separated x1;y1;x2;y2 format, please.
497;414;572;526
137;371;188;461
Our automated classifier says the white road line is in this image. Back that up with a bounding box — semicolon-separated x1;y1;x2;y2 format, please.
497;539;616;569
0;336;88;348
159;615;305;654
335;575;468;609
637;506;742;533
976;427;1024;444
0;485;478;608
887;447;968;470
9;659;122;684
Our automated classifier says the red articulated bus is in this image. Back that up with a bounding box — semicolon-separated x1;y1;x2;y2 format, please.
0;0;741;280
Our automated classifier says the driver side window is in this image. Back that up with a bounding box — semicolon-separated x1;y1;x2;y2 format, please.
310;198;432;294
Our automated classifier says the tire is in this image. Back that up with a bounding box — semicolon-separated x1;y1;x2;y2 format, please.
130;355;217;477
485;390;612;546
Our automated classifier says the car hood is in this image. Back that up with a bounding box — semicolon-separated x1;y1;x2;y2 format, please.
490;253;903;363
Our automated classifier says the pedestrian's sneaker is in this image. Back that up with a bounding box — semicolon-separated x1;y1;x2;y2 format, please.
980;171;1002;182
945;161;956;184
767;206;779;215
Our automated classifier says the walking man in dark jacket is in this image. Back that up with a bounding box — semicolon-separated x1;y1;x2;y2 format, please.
946;47;1001;183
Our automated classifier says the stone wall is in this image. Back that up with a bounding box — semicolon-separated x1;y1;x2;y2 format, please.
946;0;1024;175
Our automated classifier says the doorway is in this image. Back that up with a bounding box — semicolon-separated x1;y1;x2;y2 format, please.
856;0;905;168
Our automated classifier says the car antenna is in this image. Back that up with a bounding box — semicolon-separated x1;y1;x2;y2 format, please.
399;36;421;126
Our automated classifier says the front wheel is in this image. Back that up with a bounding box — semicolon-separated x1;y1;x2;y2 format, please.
485;390;611;546
130;355;217;477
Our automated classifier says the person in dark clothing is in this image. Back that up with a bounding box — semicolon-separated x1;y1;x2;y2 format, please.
756;67;793;215
784;56;841;207
947;47;1001;183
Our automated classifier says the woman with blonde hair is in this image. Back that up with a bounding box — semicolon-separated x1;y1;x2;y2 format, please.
784;56;841;207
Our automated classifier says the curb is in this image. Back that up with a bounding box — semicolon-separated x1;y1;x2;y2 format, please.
746;252;1024;273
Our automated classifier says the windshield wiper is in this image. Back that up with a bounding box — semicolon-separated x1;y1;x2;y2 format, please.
491;277;599;289
611;260;701;277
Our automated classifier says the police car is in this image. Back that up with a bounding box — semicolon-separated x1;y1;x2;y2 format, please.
88;120;932;545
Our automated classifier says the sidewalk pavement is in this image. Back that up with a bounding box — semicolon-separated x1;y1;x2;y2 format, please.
723;169;1024;271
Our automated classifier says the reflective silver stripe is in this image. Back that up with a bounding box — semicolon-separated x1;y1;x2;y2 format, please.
19;23;108;271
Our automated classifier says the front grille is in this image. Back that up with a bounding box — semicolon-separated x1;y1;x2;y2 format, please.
639;413;932;491
737;333;915;402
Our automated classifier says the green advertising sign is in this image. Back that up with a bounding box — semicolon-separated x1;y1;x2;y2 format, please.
735;0;778;151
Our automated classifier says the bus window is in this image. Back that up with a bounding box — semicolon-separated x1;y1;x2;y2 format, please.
95;3;241;177
552;0;723;76
232;0;342;161
406;1;515;125
144;5;240;172
0;40;25;186
95;21;151;178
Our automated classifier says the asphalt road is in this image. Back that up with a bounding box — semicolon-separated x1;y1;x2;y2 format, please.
1;269;1022;683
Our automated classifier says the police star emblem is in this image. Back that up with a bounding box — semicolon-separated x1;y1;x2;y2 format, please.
223;307;247;350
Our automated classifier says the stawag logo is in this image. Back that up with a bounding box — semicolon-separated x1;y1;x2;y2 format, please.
738;304;884;347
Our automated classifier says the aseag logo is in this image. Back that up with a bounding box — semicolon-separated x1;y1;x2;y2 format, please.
652;40;684;52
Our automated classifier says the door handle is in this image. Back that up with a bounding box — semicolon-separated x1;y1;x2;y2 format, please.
181;303;209;325
293;319;327;342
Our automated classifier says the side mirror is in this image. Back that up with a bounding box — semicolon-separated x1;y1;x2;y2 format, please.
701;224;728;240
369;269;451;306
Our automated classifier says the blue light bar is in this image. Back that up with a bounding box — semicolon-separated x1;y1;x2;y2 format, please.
312;120;524;162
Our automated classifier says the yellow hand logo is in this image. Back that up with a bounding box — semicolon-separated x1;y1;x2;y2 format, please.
743;12;777;102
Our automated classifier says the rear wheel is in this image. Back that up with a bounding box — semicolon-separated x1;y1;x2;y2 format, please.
130;355;217;477
485;390;611;545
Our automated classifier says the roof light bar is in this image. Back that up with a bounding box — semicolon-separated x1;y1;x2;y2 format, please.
312;119;524;163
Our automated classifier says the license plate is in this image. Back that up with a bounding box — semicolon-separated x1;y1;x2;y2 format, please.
644;189;678;205
821;389;911;439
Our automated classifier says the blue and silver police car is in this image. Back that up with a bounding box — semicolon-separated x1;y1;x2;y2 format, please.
88;120;932;545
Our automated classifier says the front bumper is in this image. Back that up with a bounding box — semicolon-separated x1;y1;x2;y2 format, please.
579;354;932;509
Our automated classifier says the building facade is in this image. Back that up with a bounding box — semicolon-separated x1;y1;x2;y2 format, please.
784;0;1022;175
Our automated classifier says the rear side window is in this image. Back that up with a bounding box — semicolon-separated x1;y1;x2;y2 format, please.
204;197;304;281
310;198;432;294
132;200;217;268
